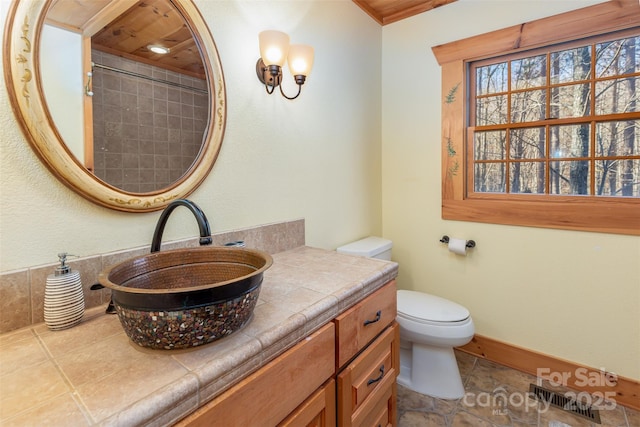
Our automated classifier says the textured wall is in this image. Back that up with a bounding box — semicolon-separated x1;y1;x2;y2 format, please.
0;0;382;271
381;0;640;379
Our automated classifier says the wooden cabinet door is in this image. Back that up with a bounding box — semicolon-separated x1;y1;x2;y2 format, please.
278;379;336;427
352;382;396;427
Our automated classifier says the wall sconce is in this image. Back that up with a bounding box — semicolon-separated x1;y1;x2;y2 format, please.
256;30;314;100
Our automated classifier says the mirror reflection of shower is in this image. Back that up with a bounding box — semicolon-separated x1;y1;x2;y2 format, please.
89;52;208;193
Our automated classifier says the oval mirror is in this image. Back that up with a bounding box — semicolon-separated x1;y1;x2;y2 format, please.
4;0;226;212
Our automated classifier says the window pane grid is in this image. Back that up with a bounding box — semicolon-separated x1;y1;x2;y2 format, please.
471;33;640;199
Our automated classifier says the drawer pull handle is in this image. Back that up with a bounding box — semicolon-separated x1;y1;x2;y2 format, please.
363;310;381;326
367;364;385;386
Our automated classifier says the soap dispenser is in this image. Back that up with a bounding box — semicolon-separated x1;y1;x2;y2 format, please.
44;253;85;330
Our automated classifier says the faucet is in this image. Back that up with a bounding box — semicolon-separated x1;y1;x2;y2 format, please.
151;199;212;252
95;199;212;314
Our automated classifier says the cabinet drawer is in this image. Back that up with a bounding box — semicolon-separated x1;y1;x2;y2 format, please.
337;323;399;427
335;280;397;368
177;323;335;427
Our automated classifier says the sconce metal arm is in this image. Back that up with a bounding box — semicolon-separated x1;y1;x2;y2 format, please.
279;81;302;100
256;58;304;100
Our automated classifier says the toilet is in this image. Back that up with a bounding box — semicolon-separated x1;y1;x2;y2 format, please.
337;237;475;400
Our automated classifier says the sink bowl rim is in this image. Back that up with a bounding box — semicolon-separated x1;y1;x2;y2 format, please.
98;246;274;295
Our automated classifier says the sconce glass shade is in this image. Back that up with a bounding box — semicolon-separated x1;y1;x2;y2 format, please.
259;30;290;67
287;44;314;77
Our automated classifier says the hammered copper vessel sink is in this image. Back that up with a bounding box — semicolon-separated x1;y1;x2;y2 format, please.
98;247;273;350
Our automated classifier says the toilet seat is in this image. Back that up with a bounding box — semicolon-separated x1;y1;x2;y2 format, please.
397;290;469;323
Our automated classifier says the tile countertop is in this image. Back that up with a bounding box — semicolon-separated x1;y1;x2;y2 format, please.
0;246;398;426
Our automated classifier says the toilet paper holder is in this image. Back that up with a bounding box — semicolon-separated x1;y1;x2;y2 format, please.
439;235;476;249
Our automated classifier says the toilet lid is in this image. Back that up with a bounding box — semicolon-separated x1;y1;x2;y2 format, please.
397;290;470;322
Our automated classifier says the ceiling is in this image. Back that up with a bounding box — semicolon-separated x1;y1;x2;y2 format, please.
45;0;205;79
44;0;457;80
353;0;458;25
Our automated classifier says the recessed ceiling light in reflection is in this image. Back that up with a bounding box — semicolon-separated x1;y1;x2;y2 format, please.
148;45;170;54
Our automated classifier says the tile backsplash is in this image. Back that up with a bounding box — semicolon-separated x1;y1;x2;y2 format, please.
0;219;305;334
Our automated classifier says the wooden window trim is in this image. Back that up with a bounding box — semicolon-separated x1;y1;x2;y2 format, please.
432;0;640;235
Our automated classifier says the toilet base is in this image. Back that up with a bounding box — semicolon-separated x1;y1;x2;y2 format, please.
398;343;466;400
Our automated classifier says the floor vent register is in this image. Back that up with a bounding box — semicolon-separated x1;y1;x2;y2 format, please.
529;384;602;424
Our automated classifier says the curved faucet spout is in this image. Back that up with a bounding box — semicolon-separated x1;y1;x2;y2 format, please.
151;199;212;253
103;199;212;315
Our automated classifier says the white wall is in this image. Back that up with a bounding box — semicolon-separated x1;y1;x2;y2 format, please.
40;24;84;161
381;0;640;379
0;0;382;270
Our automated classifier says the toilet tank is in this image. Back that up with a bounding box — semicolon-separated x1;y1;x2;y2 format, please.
336;236;393;260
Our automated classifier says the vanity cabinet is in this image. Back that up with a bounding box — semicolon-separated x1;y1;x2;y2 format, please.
177;280;398;427
335;281;399;427
177;323;336;427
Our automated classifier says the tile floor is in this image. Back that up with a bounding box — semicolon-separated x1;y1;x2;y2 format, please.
397;350;639;427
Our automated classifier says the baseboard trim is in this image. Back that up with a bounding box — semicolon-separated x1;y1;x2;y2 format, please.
457;334;640;411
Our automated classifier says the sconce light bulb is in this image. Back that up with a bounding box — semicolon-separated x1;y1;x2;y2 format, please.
287;44;314;78
264;47;285;65
258;30;290;67
289;58;308;75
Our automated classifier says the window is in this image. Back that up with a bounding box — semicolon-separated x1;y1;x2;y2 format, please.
432;0;640;235
471;33;639;198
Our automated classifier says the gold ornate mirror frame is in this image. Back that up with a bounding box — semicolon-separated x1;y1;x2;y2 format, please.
3;0;226;212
